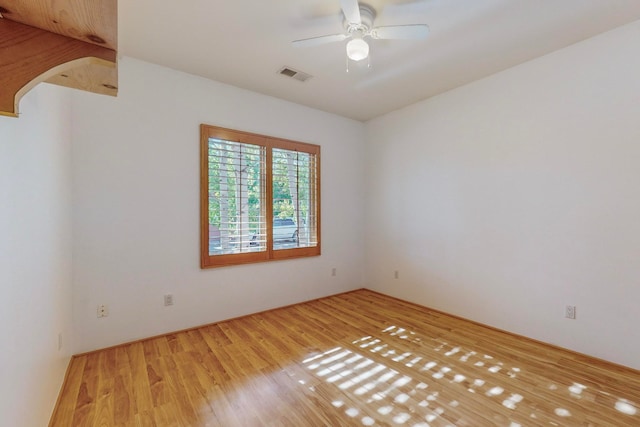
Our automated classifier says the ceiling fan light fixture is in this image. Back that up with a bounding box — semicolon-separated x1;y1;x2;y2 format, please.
346;37;369;61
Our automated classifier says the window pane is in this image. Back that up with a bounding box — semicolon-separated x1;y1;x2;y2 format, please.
272;148;318;251
208;138;266;255
201;124;320;268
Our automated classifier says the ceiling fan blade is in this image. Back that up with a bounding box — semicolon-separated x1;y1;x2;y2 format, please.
292;33;348;48
341;0;362;25
370;24;430;40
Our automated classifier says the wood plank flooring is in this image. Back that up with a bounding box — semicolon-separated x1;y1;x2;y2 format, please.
50;289;640;426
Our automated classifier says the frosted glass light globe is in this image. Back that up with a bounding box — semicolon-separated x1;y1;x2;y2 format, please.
346;38;369;61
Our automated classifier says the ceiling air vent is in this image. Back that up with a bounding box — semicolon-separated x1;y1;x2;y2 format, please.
278;67;313;83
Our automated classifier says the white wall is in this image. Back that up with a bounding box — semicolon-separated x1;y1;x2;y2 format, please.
71;57;366;353
365;21;640;370
0;85;73;425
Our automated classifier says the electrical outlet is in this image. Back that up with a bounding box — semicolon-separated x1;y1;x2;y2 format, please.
97;304;108;318
58;333;63;351
565;305;576;319
164;294;174;306
331;268;337;277
394;270;399;279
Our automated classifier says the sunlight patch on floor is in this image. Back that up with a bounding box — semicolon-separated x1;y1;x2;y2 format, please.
616;399;637;415
299;324;640;426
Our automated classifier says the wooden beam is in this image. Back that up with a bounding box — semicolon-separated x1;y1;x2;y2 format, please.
45;59;118;97
0;0;117;50
0;18;117;117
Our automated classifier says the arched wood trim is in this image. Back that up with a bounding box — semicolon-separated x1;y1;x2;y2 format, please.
0;18;117;117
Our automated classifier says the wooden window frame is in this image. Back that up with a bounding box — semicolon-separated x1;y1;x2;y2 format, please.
200;124;321;268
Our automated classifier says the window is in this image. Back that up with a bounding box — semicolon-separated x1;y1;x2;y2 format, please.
200;125;320;268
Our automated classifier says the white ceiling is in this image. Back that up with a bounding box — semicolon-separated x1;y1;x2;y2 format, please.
119;0;640;122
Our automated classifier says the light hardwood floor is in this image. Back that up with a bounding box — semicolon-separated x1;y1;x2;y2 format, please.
50;289;640;426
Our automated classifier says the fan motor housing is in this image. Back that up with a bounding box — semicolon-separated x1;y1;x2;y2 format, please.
344;3;376;33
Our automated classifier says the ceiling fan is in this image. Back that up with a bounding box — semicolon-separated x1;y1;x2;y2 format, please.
292;0;429;64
